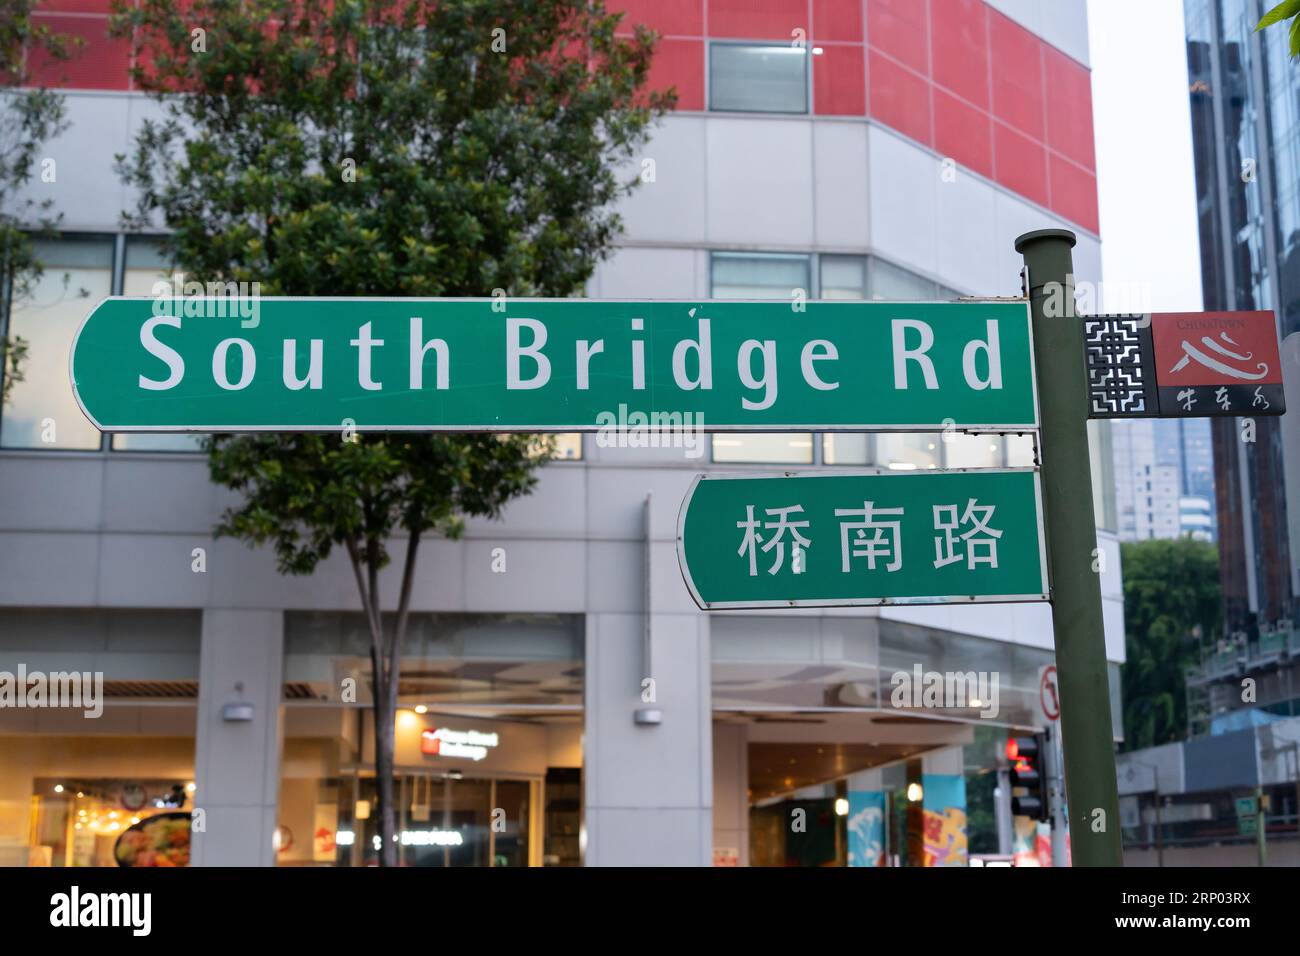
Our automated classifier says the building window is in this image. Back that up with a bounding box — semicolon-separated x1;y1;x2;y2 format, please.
279;611;582;867
1;237;113;450
819;255;868;300
1006;434;1036;467
711;251;810;300
110;237;206;453
869;257;954;300
709;252;812;464
550;434;583;460
822;433;871;465
874;434;940;471
0;609;200;867
944;434;1004;469
709;42;809;114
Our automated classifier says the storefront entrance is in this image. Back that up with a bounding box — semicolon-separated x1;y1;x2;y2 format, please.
330;772;532;867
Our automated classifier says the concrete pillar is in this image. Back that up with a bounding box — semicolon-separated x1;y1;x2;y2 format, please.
583;612;711;865
846;768;886;866
191;609;284;866
921;746;968;867
712;720;749;866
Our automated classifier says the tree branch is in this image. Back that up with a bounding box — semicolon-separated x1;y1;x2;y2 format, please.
391;526;422;664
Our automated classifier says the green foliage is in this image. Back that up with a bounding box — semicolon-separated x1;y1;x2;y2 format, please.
0;2;71;404
205;432;548;574
112;0;668;863
1119;537;1221;751
1256;0;1300;57
111;0;670;576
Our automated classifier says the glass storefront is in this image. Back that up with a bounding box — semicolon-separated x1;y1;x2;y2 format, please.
278;769;532;867
0;609;200;867
277;611;584;867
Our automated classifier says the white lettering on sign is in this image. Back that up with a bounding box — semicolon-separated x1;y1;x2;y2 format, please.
672;316;713;391
283;339;323;391
213;338;255;390
506;317;551;389
125;312;1009;410
350;321;384;391
962;320;1003;390
801;339;839;390
891;320;938;389
421;727;500;761
409;317;449;390
737;339;778;410
734;498;1005;578
139;315;185;390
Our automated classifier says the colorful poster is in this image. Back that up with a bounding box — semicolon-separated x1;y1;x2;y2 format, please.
921;774;967;867
847;790;885;867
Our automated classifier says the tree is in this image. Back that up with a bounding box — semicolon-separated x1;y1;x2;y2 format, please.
0;2;70;404
1256;0;1300;56
1119;538;1221;751
112;0;670;864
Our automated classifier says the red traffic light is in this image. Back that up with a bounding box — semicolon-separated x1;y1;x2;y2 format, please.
1005;738;1019;761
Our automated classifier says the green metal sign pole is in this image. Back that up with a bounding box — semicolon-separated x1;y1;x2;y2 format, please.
1015;229;1123;866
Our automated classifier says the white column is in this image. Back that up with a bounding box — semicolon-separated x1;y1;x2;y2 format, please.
583;611;712;865
191;609;284;866
712;720;749;867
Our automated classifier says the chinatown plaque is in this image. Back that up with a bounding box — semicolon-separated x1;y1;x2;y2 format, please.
1083;310;1286;418
675;469;1049;610
69;297;1038;432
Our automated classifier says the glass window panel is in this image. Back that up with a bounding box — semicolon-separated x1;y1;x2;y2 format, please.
0;609;200;867
819;255;868;300
874;433;939;470
823;433;871;464
943;434;1003;469
710;253;812;463
551;433;582;460
711;252;810;299
284;611;584;707
868;257;939;300
2;237;113;449
712;433;813;464
1006;434;1036;467
111;239;204;452
709;43;809;113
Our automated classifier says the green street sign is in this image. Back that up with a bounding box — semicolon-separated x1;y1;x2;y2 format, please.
675;469;1048;609
1235;796;1258;818
70;297;1038;431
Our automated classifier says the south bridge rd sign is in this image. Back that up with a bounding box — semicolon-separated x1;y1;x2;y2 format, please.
70;297;1038;432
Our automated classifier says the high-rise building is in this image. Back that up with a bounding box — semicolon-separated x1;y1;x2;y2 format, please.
1112;418;1217;542
1184;0;1300;635
0;0;1117;867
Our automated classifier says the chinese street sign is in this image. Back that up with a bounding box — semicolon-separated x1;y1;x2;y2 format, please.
1083;311;1286;418
70;297;1039;432
675;469;1048;609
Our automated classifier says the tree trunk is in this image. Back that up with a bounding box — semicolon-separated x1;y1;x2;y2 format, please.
373;666;398;867
347;533;398;867
347;527;422;868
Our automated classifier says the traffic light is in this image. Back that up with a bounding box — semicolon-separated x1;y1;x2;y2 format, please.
1006;735;1048;822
